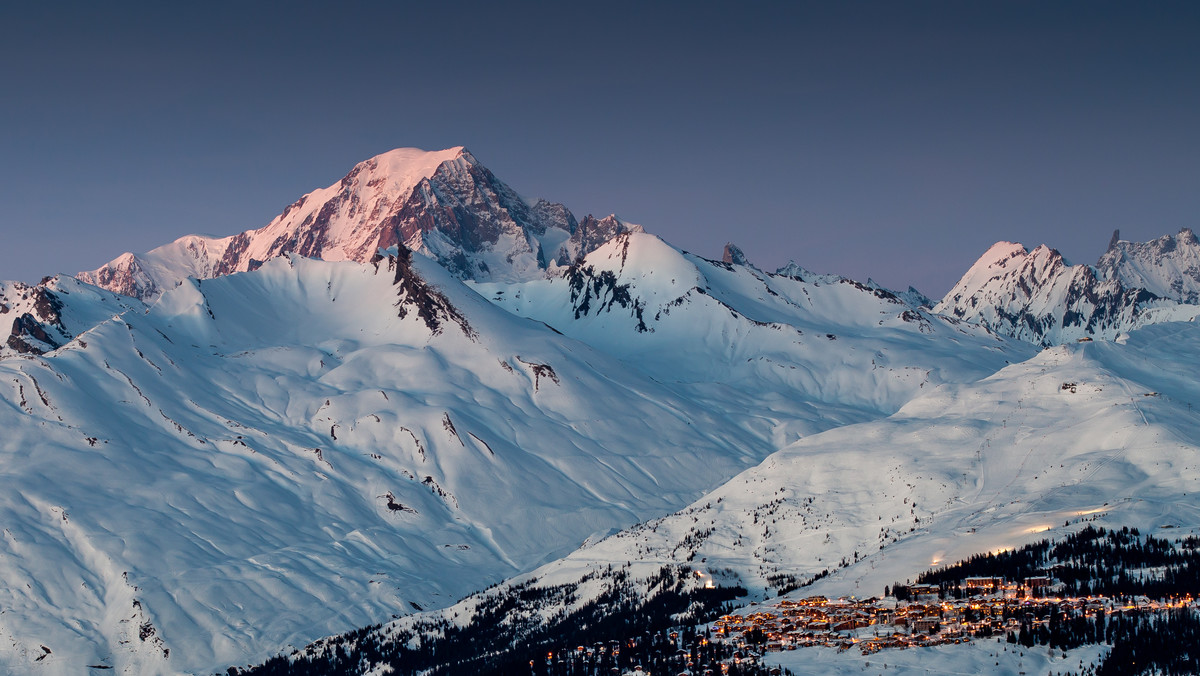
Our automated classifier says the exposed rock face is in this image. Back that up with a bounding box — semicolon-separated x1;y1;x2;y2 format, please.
0;277;142;356
772;261;840;285
79;252;157;300
1097;228;1200;304
79;148;609;301
552;214;643;266
374;245;473;338
721;243;752;267
1;281;69;354
933;240;1190;345
7;312;62;354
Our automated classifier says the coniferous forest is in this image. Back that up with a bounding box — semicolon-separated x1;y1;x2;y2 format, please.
914;526;1200;599
235;564;787;676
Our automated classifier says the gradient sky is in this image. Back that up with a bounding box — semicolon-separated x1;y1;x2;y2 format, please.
2;1;1197;297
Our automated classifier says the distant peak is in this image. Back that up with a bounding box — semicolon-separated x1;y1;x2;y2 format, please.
975;241;1029;267
722;243;752;266
1108;229;1121;251
774;261;811;280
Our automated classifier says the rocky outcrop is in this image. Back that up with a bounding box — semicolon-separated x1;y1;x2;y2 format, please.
374;245;473;339
722;243;753;267
553;214;643;266
1;277;144;356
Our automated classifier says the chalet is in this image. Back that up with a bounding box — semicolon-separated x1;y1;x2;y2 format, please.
911;617;940;634
907;584;939;600
964;577;1003;589
832;618;868;632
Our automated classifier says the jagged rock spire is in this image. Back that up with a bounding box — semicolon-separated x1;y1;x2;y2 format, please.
722;243;751;266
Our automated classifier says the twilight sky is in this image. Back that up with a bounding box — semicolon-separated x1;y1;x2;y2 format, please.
2;1;1197;296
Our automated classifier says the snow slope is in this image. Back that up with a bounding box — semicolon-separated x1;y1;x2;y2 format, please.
324;318;1200;675
613;319;1200;600
540;318;1200;597
0;254;740;672
0;239;1028;674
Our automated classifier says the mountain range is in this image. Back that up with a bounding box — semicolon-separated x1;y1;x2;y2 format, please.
1;147;1197;675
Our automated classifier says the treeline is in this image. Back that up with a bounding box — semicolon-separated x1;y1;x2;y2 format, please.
235;564;754;676
907;526;1200;599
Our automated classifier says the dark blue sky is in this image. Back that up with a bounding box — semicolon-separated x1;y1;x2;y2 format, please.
2;1;1197;296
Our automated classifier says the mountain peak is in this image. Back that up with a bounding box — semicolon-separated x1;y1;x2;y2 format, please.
979;240;1029;264
1097;227;1200;303
936;232;1200;345
79;147;598;300
359;146;470;191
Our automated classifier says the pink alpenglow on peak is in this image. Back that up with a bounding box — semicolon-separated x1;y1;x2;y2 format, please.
78;147;607;301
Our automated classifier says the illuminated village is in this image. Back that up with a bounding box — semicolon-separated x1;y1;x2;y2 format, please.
712;575;1197;658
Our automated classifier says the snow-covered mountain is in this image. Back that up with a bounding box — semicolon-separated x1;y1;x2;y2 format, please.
77;148;636;301
477;231;1022;417
1097;228;1200;303
5;145;1200;675
0;237;1025;674
934;238;1200;345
